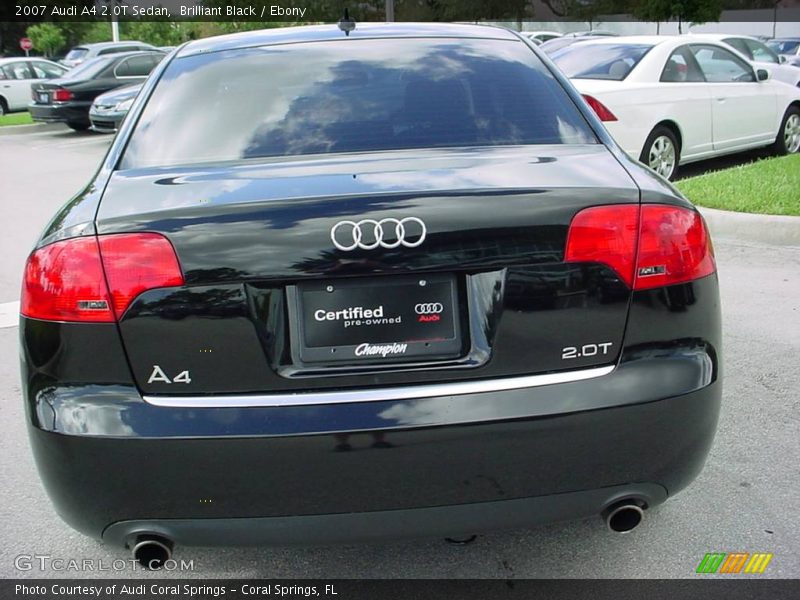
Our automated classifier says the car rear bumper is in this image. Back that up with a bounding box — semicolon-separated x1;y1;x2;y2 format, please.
102;482;669;548
29;102;91;124
28;371;721;546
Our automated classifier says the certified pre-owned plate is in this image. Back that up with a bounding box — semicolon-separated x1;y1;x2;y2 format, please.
288;274;462;365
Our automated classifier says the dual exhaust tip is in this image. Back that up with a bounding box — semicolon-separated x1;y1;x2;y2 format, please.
603;500;645;533
130;500;645;568
131;535;174;570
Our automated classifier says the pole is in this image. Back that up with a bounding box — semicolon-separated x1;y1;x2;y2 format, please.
385;0;394;22
111;13;120;42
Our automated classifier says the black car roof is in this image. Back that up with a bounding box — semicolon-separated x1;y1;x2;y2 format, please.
178;23;520;58
76;41;153;49
88;50;165;66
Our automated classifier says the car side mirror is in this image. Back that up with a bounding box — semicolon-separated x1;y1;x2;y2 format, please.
756;68;769;81
778;55;786;63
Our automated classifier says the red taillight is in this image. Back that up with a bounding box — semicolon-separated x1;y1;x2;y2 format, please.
635;205;715;290
582;94;618;122
21;234;183;322
52;88;73;102
565;205;715;290
565;205;639;287
22;237;115;322
98;234;184;317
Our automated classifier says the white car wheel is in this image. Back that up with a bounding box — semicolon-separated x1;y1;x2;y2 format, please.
641;127;680;180
775;107;800;155
783;113;800;153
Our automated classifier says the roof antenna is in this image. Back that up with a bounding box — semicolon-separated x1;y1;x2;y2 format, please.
338;9;356;36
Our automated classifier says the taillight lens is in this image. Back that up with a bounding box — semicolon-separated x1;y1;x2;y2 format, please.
52;88;73;102
22;237;115;322
21;233;183;322
582;94;618;122
565;204;716;290
98;234;184;317
635;205;715;290
564;205;639;287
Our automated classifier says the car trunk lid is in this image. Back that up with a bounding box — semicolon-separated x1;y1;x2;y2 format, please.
95;145;640;395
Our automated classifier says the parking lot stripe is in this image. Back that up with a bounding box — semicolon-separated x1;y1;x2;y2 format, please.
0;301;20;329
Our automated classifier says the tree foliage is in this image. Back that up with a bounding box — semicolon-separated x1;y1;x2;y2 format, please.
26;23;66;56
631;0;723;32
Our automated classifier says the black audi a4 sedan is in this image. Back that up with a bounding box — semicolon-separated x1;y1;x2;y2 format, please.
21;23;721;567
29;50;164;131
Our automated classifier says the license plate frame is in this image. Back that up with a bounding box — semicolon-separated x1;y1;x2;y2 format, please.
287;274;462;365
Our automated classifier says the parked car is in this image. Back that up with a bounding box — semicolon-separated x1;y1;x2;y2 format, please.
692;34;800;87
89;83;141;133
522;34;543;46
29;51;164;131
0;57;67;115
550;36;800;179
564;30;618;37
766;37;800;61
21;23;722;568
61;41;157;69
540;36;590;55
523;30;562;43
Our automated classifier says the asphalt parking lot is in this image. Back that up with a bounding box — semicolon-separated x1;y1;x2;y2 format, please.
0;125;798;579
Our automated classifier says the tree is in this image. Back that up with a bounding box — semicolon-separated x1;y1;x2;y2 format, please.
125;20;186;46
26;23;66;57
632;0;722;33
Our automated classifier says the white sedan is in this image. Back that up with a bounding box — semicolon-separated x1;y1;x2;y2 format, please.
0;57;68;115
689;33;800;88
550;36;800;179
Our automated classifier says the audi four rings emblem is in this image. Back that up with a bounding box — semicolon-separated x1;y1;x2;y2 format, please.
331;217;427;251
414;303;444;315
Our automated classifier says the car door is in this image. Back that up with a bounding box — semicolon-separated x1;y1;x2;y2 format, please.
657;45;714;159
0;61;36;111
690;44;777;151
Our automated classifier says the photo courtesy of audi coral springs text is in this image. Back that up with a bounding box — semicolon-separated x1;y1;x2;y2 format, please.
20;22;722;567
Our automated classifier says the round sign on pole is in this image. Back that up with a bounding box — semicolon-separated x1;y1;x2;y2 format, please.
20;37;33;51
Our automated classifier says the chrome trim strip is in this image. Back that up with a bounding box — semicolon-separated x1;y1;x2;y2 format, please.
142;365;615;408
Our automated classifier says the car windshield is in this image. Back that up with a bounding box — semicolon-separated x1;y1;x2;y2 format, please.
120;38;597;169
64;48;89;61
65;57;109;79
767;39;800;54
551;43;653;80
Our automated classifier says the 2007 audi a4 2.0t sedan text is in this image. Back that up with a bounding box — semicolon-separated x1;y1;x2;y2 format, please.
20;23;721;567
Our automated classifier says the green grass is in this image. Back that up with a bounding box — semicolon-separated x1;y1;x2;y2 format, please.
0;112;33;127
676;154;800;216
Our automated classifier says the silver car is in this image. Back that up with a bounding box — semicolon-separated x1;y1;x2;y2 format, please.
61;41;156;69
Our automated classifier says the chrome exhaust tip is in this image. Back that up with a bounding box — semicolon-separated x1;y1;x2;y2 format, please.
131;535;174;569
603;502;645;533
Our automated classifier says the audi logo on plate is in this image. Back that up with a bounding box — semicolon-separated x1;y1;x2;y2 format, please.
414;303;444;315
331;217;427;251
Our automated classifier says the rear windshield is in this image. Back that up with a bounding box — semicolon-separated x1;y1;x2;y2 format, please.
64;48;88;61
551;43;653;80
119;37;596;169
767;39;799;54
65;57;108;79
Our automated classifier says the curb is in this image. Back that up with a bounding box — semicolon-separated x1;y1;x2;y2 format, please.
697;206;800;248
0;122;61;136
